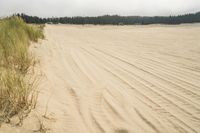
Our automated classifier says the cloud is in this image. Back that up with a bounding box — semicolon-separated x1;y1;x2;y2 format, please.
0;0;200;17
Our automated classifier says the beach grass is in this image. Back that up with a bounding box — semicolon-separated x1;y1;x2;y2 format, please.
0;16;44;124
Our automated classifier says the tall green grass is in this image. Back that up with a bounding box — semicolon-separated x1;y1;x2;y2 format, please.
0;17;44;124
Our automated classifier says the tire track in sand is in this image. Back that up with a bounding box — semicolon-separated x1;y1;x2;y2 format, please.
35;24;200;133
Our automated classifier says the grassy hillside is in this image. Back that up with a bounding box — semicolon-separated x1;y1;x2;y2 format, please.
0;17;44;124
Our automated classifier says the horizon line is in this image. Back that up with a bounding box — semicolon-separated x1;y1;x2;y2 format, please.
5;11;200;18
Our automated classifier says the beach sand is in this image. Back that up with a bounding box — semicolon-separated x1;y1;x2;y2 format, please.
2;24;200;133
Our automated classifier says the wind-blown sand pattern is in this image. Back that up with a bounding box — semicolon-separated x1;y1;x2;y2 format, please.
34;24;200;133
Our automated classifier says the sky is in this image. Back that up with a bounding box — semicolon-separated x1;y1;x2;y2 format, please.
0;0;200;17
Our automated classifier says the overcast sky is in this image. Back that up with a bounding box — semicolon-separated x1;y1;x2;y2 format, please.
0;0;200;17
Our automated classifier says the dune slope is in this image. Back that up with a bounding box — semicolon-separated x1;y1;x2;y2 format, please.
34;24;200;133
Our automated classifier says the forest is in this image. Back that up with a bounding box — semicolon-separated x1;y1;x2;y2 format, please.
16;12;200;25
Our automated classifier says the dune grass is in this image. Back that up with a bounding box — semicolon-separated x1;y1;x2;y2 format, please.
0;17;44;124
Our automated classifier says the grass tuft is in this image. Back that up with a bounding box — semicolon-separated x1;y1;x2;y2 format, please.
0;16;44;124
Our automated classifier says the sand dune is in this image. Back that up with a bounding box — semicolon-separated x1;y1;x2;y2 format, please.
33;24;200;133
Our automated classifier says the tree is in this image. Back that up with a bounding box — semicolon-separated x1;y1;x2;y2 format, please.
16;12;200;25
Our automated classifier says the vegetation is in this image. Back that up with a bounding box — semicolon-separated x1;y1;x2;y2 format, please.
16;11;200;25
0;17;44;124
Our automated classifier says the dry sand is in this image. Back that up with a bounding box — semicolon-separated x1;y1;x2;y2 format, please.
2;24;200;133
35;24;200;133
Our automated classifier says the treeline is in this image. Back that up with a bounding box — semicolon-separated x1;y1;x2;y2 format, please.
16;12;200;25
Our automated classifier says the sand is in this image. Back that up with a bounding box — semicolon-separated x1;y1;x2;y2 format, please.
2;24;200;133
36;24;200;133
